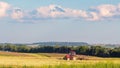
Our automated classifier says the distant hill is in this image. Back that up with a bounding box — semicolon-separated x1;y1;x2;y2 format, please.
1;42;119;48
104;44;120;48
32;42;89;46
91;44;120;48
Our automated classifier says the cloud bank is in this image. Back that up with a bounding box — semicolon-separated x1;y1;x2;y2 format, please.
0;1;120;22
0;2;10;17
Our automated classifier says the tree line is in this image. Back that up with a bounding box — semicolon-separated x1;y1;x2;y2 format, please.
0;43;120;57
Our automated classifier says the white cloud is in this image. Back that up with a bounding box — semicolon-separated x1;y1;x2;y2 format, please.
88;4;120;21
96;4;116;17
1;1;120;22
23;4;120;21
37;5;67;18
37;4;88;19
11;8;24;20
0;2;10;17
88;12;100;21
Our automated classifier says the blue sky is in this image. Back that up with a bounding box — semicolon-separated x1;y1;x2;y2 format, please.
0;0;120;44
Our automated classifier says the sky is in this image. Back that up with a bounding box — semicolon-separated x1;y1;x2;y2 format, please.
0;0;120;44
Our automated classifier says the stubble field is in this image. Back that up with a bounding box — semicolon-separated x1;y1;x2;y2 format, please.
0;51;120;68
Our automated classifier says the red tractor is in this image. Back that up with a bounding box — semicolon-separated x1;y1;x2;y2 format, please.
63;50;76;60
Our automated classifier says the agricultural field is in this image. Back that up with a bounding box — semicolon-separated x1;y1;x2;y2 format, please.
0;51;120;68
